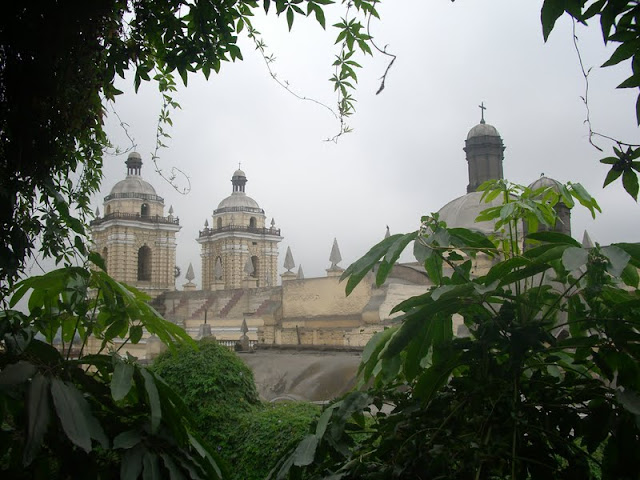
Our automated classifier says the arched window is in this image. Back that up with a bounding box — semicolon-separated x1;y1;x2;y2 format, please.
141;203;149;217
249;217;257;228
102;247;108;273
137;246;152;281
217;217;222;229
251;255;259;278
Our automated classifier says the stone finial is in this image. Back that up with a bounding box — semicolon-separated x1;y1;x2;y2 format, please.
244;256;255;276
284;246;295;272
214;257;223;280
582;230;594;249
384;225;390;239
297;265;304;280
95;206;100;217
168;205;174;215
241;318;249;335
271;218;276;228
329;238;342;267
185;263;195;282
204;219;209;228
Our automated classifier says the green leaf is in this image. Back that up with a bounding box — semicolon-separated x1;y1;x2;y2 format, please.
601;245;631;277
23;373;51;466
541;0;566;41
562;246;589;271
140;368;162;433
342;234;407;296
286;8;294;30
526;231;581;246
130;324;143;344
616;388;640;415
603;166;624;187
114;429;143;449
292;434;318;466
160;453;187;480
51;378;92;452
121;444;145;480
0;360;37;388
622;169;639;200
143;451;162;480
621;262;639;288
376;231;418;285
111;360;134;401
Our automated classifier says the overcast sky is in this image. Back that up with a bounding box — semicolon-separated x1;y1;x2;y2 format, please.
96;0;639;286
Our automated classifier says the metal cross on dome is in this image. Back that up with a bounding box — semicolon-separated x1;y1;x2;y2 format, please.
479;102;487;124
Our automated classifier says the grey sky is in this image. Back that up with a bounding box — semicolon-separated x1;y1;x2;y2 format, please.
97;0;639;285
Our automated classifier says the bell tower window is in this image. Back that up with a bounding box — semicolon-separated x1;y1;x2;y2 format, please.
137;246;152;281
141;203;149;217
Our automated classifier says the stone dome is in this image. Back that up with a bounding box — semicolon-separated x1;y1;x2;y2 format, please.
109;176;158;196
466;121;500;140
437;191;503;234
233;168;246;178
216;192;261;211
528;175;563;193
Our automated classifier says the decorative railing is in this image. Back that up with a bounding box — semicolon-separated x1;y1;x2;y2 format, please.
213;205;264;214
199;225;281;238
91;212;179;226
104;192;165;202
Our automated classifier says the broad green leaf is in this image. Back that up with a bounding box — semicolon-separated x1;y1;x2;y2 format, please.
0;360;37;388
616;388;640;415
130;324;143;344
603;166;623;187
140;368;162;433
622;169;639;200
111;357;134;402
51;378;92;452
160;453;187;480
342;234;406;296
526;231;581;246
23;373;51;466
292;434;318;466
121;444;145;480
376;231;418;286
562;246;589;272
143;451;162;480
114;429;143;449
541;4;571;40
601;245;631;277
621;262;639;288
315;404;339;439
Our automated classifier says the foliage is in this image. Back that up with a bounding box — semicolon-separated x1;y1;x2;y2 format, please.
541;0;640;200
272;179;640;479
0;258;224;479
152;338;260;452
152;339;321;479
0;0;384;293
230;402;321;480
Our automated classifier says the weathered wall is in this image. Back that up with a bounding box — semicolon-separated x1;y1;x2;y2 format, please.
281;275;372;323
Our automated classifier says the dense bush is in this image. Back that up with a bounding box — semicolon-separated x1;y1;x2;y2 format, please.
229;402;320;480
152;338;260;452
152;340;320;478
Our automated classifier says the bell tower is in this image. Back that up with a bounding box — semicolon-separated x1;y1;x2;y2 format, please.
464;103;505;193
91;152;181;298
197;168;282;290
